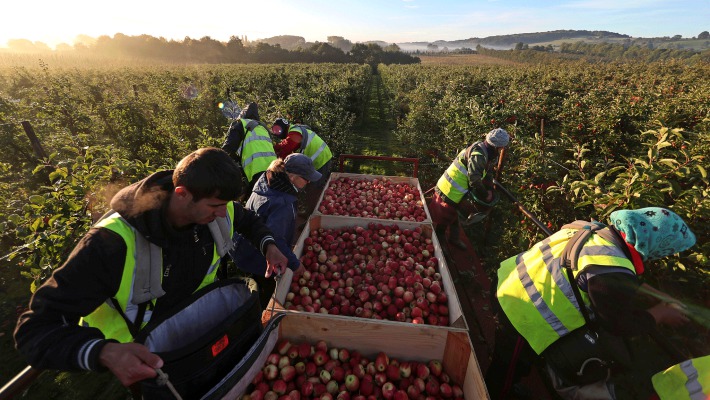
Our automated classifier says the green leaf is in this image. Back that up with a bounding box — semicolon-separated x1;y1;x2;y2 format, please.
8;214;22;225
594;172;606;184
698;165;707;178
29;195;45;205
658;159;678;168
49;170;65;181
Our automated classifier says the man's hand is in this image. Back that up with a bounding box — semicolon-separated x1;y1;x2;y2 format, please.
293;263;305;278
99;342;163;387
264;243;288;278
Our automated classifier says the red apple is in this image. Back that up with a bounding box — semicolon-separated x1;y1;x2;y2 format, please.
344;374;360;391
428;360;443;377
263;364;278;381
272;379;288;395
280;365;296;382
440;382;453;398
381;382;396;399
375;352;389;372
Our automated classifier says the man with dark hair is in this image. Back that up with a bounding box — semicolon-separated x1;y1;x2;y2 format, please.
14;147;288;388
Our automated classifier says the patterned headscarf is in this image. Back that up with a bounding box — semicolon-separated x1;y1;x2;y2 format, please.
609;207;696;261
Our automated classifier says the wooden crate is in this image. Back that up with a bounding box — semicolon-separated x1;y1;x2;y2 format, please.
268;215;467;331
313;172;433;223
223;312;489;399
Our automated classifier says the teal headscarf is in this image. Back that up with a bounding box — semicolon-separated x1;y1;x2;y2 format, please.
609;207;696;261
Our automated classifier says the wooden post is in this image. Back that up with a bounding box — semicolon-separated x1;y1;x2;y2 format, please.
484;142;509;237
21;121;48;160
540;119;545;153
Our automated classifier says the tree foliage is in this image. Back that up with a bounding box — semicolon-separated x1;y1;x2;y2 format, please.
0;34;420;65
0;63;372;291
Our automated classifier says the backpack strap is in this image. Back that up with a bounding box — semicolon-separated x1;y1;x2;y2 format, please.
208;216;234;258
559;220;621;326
560;221;600;271
559;223;596;325
106;212;233;306
132;232;167;304
560;220;626;271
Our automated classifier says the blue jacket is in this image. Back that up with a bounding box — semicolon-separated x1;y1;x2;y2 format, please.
230;173;300;274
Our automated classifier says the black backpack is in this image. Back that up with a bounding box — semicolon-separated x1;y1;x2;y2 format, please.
134;278;262;400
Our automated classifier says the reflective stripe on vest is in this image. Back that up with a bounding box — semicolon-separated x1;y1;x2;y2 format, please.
293;125;332;170
496;228;635;354
436;142;486;204
240;119;276;181
81;202;236;342
652;355;710;400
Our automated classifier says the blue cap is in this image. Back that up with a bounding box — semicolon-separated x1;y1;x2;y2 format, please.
284;153;321;182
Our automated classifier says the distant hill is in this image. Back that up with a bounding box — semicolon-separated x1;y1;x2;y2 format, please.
251;29;710;53
396;30;631;52
254;30;632;53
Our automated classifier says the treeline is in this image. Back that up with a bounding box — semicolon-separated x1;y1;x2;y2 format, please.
5;34;420;66
558;41;710;62
475;41;710;64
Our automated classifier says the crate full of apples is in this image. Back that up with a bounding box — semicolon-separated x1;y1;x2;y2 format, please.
270;215;466;331
226;313;488;400
314;173;431;223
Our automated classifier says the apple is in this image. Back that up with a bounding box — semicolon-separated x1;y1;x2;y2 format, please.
344;374;360;391
263;364;278;381
280;365;296;382
381;382;396;399
375;352;389;372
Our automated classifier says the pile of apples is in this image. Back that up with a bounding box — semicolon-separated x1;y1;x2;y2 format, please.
242;339;464;400
317;177;428;222
285;223;450;326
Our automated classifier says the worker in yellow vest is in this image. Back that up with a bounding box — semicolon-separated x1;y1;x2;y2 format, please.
651;355;710;400
485;207;697;400
14;148;288;391
429;128;509;250
221;102;277;198
271;117;333;216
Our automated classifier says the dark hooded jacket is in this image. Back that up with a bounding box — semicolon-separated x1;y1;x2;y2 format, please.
14;170;276;372
230;171;300;274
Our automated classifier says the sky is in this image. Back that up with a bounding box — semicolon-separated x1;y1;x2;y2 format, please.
1;0;708;49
